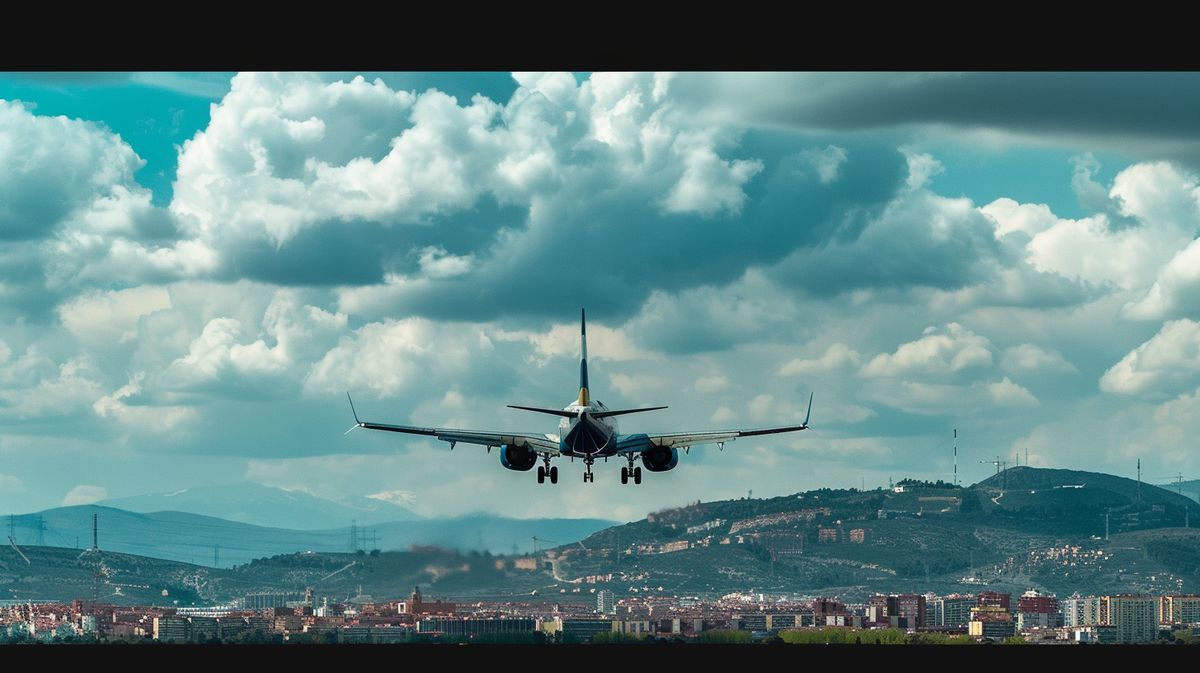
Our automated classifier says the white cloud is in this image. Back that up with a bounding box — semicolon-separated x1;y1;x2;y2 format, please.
661;129;763;216
693;375;729;394
710;406;737;425
168;70;766;279
609;373;665;396
746;393;813;425
987;377;1041;407
1109;161;1200;229
495;321;652;364
1100;319;1200;396
0;474;23;493
62;484;107;506
93;372;196;431
59;285;172;345
864;377;1038;415
780;343;861;376
903;149;944;190
156;290;345;393
1123;238;1200;319
748;394;776;422
305;318;498;398
980;197;1057;238
1026;161;1200;292
862;323;993;377
799;144;848;184
0;100;142;239
1000;344;1076;373
160;317;288;389
366;489;417;508
0;356;105;421
417;246;473;279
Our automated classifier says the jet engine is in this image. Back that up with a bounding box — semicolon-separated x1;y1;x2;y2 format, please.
499;444;537;471
640;445;679;472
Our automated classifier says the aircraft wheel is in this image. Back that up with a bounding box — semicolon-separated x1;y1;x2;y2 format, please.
550;466;558;484
633;467;642;484
621;467;628;484
537;466;545;484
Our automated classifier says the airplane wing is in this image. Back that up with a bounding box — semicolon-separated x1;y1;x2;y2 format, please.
346;394;560;455
617;392;813;453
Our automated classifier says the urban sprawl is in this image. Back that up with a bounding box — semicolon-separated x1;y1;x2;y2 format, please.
3;586;1199;645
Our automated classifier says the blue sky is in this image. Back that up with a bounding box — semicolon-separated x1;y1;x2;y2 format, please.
2;72;1199;521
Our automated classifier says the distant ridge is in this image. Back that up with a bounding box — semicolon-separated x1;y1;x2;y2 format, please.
6;504;617;568
99;482;421;530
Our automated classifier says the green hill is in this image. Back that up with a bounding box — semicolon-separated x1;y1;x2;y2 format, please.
6;468;1199;606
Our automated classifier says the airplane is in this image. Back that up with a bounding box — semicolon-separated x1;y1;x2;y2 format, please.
345;309;813;485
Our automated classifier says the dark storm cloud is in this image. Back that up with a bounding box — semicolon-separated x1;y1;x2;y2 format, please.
672;72;1200;144
340;138;911;326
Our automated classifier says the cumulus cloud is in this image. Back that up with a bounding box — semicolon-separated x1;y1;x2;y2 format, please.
417;246;473;279
863;376;1038;415
1000;344;1076;373
1100;319;1200;396
495;320;653;364
780;343;862;376
165;71;769;294
58;285;172;345
902;149;943;190
157;289;346;394
305;318;507;399
625;272;800;354
862;323;993;377
798;145;848;184
980;198;1057;239
770;186;1003;298
62;484;107;506
0;356;105;422
160;317;289;391
1026;161;1200;291
93;372;197;431
0;100;142;241
693;375;729;394
1124;238;1200;320
661;129;763;215
0;100;211;308
608;373;665;397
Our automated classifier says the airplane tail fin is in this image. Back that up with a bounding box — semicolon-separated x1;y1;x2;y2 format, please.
578;308;589;406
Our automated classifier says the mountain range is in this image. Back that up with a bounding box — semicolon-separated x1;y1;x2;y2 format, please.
98;482;421;529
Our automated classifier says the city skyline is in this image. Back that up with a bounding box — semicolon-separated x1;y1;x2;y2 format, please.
3;72;1200;521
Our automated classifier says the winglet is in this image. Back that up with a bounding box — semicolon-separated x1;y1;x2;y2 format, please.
803;392;814;427
346;392;361;425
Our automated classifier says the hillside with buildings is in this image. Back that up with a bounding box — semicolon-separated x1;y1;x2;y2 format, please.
5;467;1199;609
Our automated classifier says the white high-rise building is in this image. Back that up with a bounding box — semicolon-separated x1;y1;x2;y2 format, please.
597;590;615;614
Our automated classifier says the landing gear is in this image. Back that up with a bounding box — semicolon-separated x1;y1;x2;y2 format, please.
537;464;559;484
583;457;595;483
621;459;642;485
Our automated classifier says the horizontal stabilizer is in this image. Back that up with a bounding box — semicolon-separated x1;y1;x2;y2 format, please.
591;406;668;419
507;405;578;418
